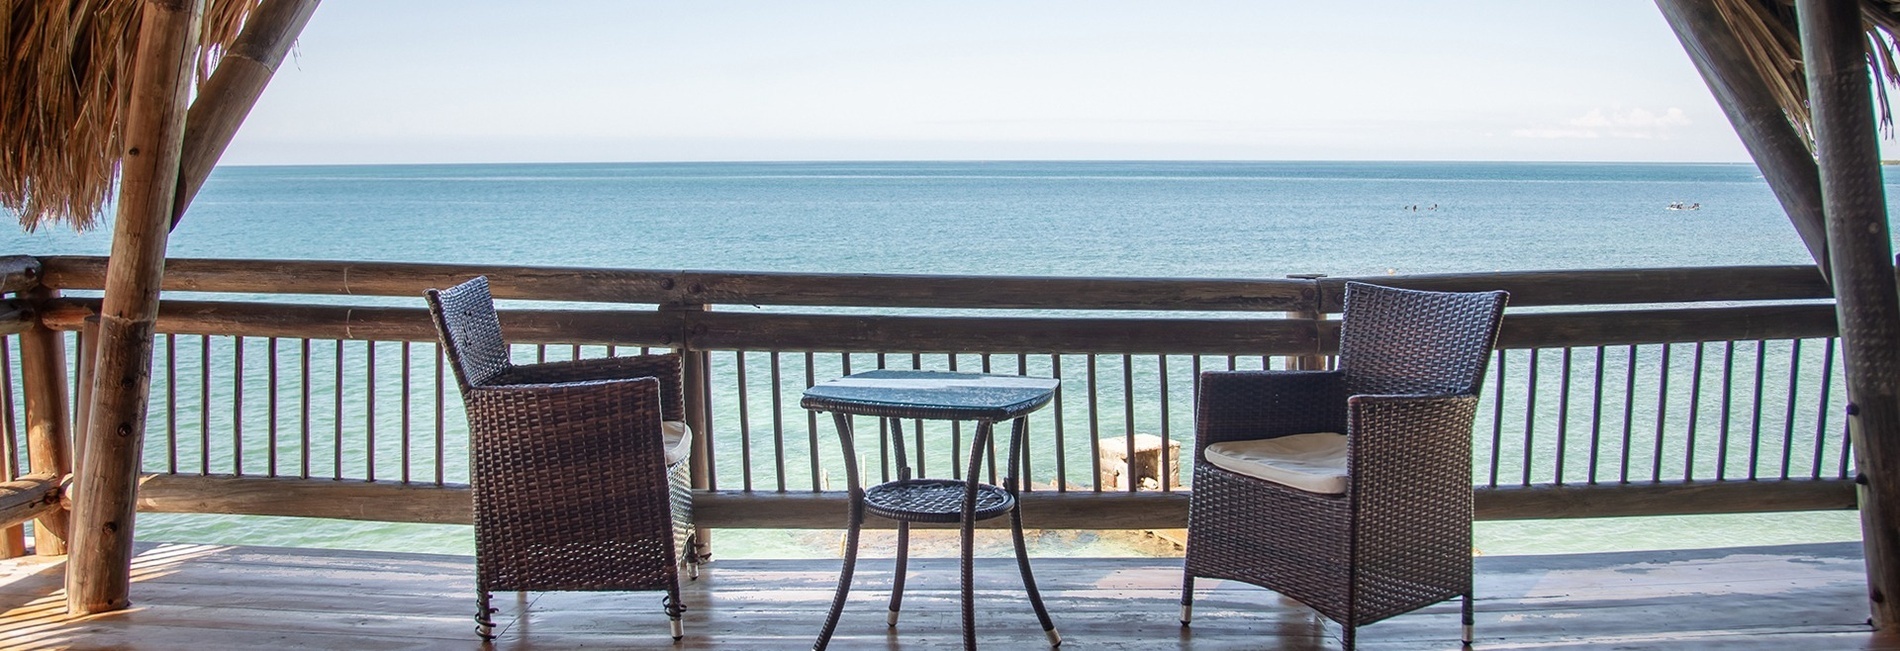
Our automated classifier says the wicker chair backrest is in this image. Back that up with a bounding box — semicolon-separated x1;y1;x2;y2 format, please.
426;276;513;391
1337;281;1507;398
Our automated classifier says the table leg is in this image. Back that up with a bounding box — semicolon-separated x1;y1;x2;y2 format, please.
888;521;909;627
1006;416;1060;646
814;412;866;651
959;421;993;651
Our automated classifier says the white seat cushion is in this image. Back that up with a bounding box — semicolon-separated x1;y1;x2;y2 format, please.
662;420;693;466
1204;432;1348;495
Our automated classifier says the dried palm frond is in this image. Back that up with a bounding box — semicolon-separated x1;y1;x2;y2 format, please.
1711;0;1900;147
0;0;259;232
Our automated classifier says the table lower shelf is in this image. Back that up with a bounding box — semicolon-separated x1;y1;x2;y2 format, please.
863;478;1015;523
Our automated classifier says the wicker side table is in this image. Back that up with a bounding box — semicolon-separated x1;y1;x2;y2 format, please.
802;370;1063;651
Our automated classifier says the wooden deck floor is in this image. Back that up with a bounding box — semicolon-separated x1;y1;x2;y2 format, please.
1;541;1896;650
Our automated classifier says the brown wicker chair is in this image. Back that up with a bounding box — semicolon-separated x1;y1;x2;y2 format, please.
1179;281;1506;650
426;276;697;641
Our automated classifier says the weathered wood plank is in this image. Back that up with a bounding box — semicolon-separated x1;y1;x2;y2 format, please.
129;475;1856;529
0;474;61;531
37;297;1840;355
0;542;1893;650
1314;265;1829;311
0;256;43;295
39;256;1832;312
38;257;1315;311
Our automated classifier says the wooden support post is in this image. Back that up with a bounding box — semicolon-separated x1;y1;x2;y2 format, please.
1656;0;1832;280
171;0;321;225
1797;0;1900;628
670;301;714;560
67;0;203;616
1287;274;1327;370
20;287;72;556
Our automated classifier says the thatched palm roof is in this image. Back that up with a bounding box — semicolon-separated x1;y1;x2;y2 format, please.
1;0;258;232
1;1;1899;233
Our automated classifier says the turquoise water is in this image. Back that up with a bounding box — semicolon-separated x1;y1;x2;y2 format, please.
1;161;1882;558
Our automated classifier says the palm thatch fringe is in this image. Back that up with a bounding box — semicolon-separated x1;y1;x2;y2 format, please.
1711;0;1900;148
0;0;258;232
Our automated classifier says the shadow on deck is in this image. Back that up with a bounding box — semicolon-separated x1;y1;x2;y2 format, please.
0;541;1895;650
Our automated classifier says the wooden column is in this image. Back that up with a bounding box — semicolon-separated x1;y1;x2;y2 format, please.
668;302;714;559
171;0;321;224
67;0;203;615
20;287;72;556
1796;0;1900;628
1656;0;1831;278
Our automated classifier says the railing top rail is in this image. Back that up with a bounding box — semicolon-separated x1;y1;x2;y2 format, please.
35;256;1830;311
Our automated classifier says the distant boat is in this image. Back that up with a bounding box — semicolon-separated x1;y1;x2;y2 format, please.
1667;202;1701;211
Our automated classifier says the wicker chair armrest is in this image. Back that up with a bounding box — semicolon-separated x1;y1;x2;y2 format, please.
493;353;686;421
1194;370;1348;455
1344;392;1481;503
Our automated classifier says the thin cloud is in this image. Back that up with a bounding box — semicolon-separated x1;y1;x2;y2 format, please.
1512;107;1691;140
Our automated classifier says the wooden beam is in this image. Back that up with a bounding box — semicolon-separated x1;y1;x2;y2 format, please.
1657;0;1832;279
1798;0;1900;628
171;0;322;225
129;475;1857;530
19;287;72;556
0;256;44;294
40;256;1831;310
0;475;63;532
67;0;203;616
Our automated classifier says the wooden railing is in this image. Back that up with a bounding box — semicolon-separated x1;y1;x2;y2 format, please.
0;256;1852;549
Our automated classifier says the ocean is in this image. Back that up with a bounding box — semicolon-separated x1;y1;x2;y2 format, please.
0;160;1879;558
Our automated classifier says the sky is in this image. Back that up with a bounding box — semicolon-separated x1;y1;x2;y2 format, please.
218;0;1840;165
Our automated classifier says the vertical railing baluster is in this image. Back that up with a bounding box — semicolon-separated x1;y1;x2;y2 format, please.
1587;346;1606;484
1651;343;1671;483
233;335;244;475
1555;347;1571;484
1488;349;1505;488
300;339;311;480
1123;353;1136;493
806;351;819;490
1052;354;1067;492
1815;338;1837;480
268;338;279;478
1685;342;1705;481
1521;348;1538;487
166;334;178;475
1781;340;1802;480
434;344;446;485
1087;355;1101;490
401;341;412;484
1619;345;1638;484
1718;341;1735;480
1748;340;1766;481
1158;354;1172;491
366;340;376;482
911;353;925;479
334;340;345;480
737;351;754;492
771;351;786;492
200;335;211;476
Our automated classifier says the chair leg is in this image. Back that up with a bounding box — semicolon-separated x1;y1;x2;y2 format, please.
1462;592;1475;646
1343;624;1356;651
665;584;686;641
682;531;701;581
888;522;909;627
1179;574;1195;626
475;590;495;641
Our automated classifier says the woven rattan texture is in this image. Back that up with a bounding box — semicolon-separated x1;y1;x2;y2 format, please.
863;479;1014;523
1184;282;1505;646
428;276;691;629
